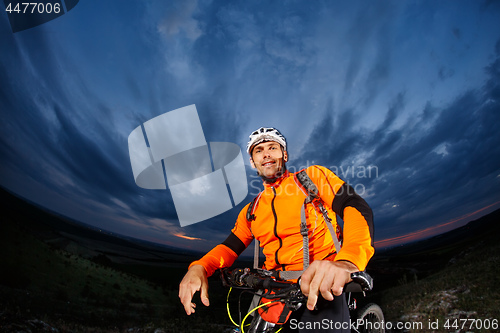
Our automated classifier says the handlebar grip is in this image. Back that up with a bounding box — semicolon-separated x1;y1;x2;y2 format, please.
242;274;265;288
344;271;373;293
243;274;294;289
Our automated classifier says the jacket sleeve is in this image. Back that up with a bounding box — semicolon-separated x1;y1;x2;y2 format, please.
188;203;255;277
306;165;374;271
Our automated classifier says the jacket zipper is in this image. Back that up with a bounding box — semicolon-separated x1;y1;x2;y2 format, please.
271;187;283;268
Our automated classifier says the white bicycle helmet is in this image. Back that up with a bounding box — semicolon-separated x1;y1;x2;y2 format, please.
246;127;287;155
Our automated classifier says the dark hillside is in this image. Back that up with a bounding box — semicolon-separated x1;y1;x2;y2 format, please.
2;185;499;332
0;187;205;286
367;209;500;331
0;188;231;332
0;187;202;262
367;209;500;292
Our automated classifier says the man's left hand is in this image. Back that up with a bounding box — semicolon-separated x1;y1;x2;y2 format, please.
300;260;358;311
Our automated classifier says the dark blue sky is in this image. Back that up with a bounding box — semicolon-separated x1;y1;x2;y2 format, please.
1;0;499;254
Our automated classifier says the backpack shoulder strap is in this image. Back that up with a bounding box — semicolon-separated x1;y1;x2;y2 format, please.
246;195;260;221
246;193;262;269
296;170;319;198
295;170;343;253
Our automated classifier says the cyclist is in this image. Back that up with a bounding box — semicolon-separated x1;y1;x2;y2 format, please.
179;127;374;332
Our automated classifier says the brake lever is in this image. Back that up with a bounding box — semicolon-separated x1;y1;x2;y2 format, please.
344;271;373;293
284;284;306;311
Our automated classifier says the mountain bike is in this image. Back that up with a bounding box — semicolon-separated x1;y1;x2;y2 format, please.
220;268;385;333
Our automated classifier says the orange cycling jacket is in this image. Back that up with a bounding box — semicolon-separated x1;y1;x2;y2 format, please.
189;165;374;277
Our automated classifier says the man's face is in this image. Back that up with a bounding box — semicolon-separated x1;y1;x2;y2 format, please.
251;141;288;179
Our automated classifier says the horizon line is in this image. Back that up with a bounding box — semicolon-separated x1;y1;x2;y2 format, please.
374;201;500;249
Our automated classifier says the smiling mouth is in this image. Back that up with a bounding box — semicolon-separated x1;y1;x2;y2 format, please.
262;161;276;167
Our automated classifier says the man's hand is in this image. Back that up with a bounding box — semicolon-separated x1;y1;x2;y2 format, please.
300;260;358;311
178;265;210;315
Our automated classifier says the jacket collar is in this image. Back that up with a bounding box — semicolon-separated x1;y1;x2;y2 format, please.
263;170;291;188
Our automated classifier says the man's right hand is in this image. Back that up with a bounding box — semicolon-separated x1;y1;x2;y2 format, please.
178;265;210;315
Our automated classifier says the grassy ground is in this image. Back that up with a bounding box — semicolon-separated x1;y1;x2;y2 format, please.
377;228;500;332
0;214;234;332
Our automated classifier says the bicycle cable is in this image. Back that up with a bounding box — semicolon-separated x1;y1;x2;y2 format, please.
226;287;254;329
226;287;239;327
241;300;283;333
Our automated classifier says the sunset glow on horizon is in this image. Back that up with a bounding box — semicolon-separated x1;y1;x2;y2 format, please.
375;202;500;249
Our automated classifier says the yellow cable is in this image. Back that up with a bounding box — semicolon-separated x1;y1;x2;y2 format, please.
241;301;283;333
227;288;283;333
226;287;239;327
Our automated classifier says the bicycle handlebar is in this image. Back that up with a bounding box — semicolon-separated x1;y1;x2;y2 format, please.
220;268;375;330
223;268;295;289
221;268;373;293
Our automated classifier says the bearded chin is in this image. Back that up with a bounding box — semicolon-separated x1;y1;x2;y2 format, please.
259;162;287;184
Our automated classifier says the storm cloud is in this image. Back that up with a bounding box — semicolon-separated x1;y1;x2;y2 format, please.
1;0;499;252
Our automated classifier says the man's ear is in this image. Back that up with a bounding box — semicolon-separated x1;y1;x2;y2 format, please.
250;157;256;168
283;151;288;162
